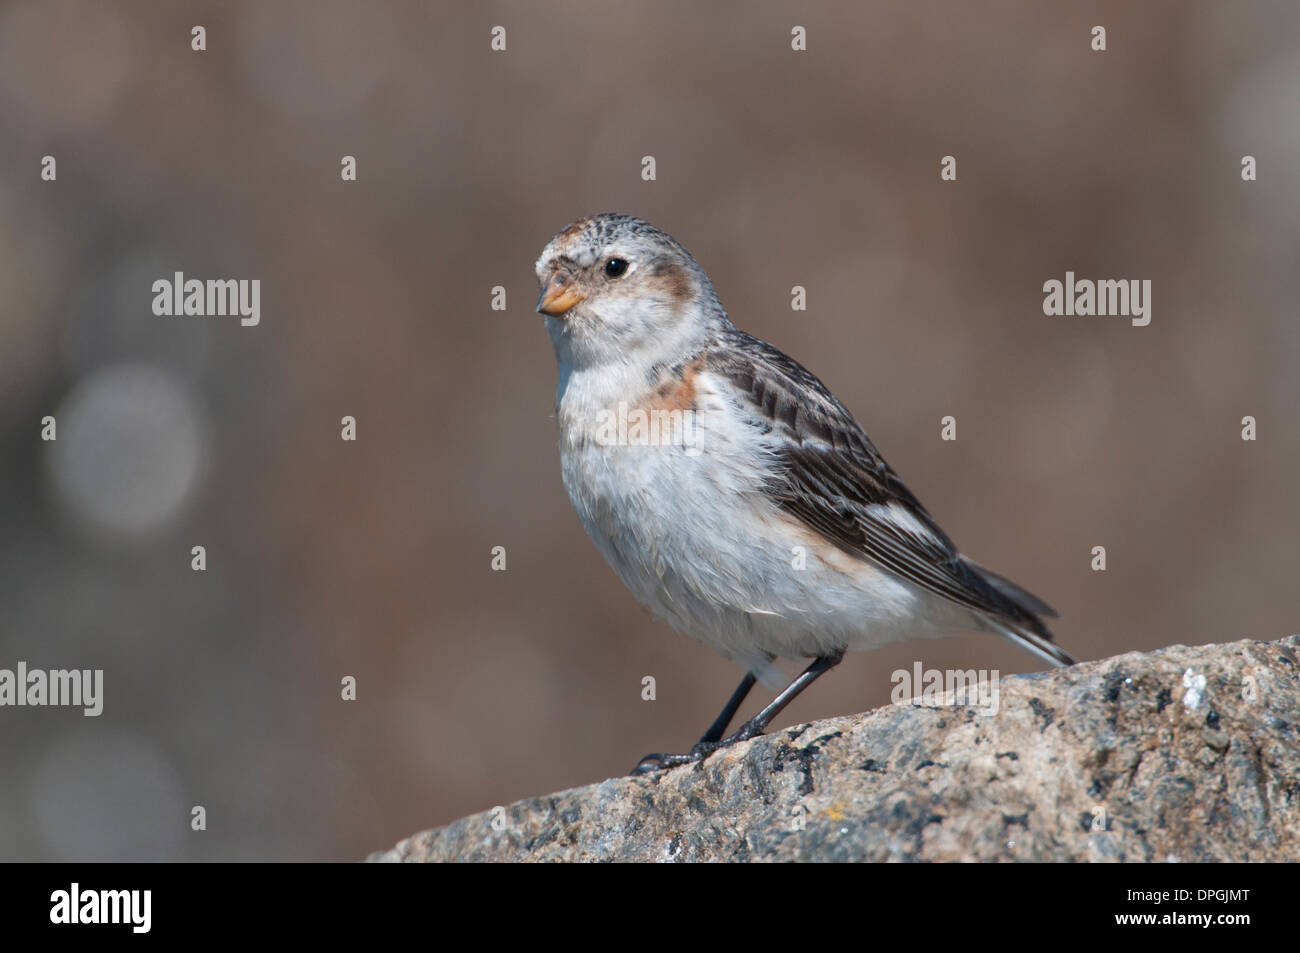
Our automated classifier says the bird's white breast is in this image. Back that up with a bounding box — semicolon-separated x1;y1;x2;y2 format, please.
553;362;968;674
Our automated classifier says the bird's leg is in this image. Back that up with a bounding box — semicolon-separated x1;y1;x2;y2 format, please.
631;669;759;775
699;671;759;744
710;650;845;747
630;651;844;775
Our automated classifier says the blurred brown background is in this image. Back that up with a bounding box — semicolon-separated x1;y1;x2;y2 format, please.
0;1;1297;861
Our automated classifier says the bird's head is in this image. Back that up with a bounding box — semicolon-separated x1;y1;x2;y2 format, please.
534;213;724;370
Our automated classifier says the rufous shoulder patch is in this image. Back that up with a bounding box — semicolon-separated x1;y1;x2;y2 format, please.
638;355;705;414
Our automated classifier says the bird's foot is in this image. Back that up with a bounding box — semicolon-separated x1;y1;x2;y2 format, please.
629;751;699;775
629;721;767;775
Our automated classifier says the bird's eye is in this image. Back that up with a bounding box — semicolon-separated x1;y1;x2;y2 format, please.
604;258;629;278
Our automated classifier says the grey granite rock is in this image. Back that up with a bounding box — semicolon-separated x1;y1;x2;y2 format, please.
369;636;1300;862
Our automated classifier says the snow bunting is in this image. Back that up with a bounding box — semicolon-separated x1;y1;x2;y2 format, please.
534;213;1075;773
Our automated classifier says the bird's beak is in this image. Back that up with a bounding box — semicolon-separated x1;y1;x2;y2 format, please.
536;274;584;316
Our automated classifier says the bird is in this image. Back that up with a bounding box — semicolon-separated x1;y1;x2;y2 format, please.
533;213;1075;774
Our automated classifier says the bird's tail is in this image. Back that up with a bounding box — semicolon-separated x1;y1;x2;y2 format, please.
964;558;1059;620
981;615;1077;668
961;557;1076;668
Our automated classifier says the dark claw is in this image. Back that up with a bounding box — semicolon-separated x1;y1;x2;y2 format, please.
630;753;668;775
629;726;769;776
629;748;709;775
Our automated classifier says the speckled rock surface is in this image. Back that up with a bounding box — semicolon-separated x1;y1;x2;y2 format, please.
369;636;1300;862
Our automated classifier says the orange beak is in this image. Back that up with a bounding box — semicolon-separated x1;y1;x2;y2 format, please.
536;274;585;316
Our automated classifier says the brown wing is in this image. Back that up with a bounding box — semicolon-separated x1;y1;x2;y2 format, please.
705;329;1056;639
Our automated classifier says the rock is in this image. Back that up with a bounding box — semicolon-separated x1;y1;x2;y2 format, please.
369;636;1300;862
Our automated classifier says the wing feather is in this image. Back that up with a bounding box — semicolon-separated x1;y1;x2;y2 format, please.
705;328;1057;641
